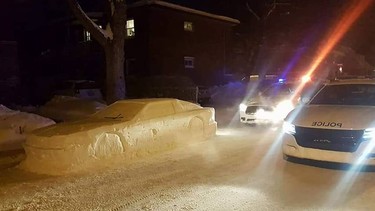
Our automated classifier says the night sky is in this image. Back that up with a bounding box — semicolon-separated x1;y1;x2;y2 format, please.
2;1;374;50
1;0;375;65
0;0;374;106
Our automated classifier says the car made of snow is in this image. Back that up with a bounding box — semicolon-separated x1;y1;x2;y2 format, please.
282;78;375;166
21;98;217;174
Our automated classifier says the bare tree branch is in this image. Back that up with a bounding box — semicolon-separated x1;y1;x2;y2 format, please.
246;2;261;21
66;0;107;47
265;0;277;19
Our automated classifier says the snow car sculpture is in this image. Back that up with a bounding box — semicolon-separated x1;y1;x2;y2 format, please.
21;98;217;174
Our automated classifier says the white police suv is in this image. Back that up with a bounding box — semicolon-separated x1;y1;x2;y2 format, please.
282;78;375;165
239;81;298;125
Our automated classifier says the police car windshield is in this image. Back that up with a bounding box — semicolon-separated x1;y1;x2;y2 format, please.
261;83;295;97
310;84;375;106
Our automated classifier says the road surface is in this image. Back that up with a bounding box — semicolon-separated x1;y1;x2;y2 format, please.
1;108;375;210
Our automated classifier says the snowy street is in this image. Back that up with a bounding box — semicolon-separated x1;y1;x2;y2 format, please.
1;107;375;210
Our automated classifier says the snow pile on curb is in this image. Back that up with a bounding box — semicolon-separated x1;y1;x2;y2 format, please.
0;105;55;151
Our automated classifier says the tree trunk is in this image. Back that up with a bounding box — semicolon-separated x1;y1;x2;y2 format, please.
105;0;126;104
66;0;126;104
105;43;125;104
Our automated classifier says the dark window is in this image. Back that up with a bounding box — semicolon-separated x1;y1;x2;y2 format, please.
184;57;194;69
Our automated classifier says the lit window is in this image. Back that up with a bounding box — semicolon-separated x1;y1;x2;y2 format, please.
184;21;193;31
84;30;91;41
126;19;135;37
184;57;194;69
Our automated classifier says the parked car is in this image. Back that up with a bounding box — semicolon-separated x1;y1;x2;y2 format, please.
21;98;217;174
38;95;107;122
239;79;321;125
239;81;300;125
54;80;104;101
282;78;375;166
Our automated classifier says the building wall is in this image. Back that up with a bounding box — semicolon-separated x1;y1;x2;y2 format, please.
126;5;235;86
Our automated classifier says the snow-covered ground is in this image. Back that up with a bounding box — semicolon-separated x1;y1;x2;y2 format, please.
2;83;375;210
1;123;375;210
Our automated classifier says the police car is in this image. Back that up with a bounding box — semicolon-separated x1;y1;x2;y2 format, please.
239;81;297;125
282;78;375;165
240;75;321;125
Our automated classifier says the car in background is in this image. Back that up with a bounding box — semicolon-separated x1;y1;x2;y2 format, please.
54;80;104;102
38;95;107;122
282;78;375;165
239;81;299;125
21;98;217;174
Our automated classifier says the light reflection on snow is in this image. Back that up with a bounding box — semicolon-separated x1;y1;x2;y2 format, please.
250;125;285;177
326;139;375;208
216;129;232;136
216;128;254;137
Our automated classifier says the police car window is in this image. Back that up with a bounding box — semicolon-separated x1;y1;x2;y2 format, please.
310;84;375;106
262;84;294;96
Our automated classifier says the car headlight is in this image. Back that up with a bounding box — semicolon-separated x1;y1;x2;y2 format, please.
363;128;375;141
255;108;273;120
239;103;247;112
275;100;294;114
283;121;296;135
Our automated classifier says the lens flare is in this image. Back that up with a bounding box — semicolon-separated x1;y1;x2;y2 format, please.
292;0;373;102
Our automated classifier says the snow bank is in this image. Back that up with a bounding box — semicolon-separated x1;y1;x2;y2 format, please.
38;95;107;122
0;105;55;151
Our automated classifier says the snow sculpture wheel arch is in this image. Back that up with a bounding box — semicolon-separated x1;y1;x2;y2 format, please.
93;132;124;159
189;117;204;140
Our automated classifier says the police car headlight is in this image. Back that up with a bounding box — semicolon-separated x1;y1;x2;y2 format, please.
363;128;375;141
239;103;247;112
283;121;296;135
